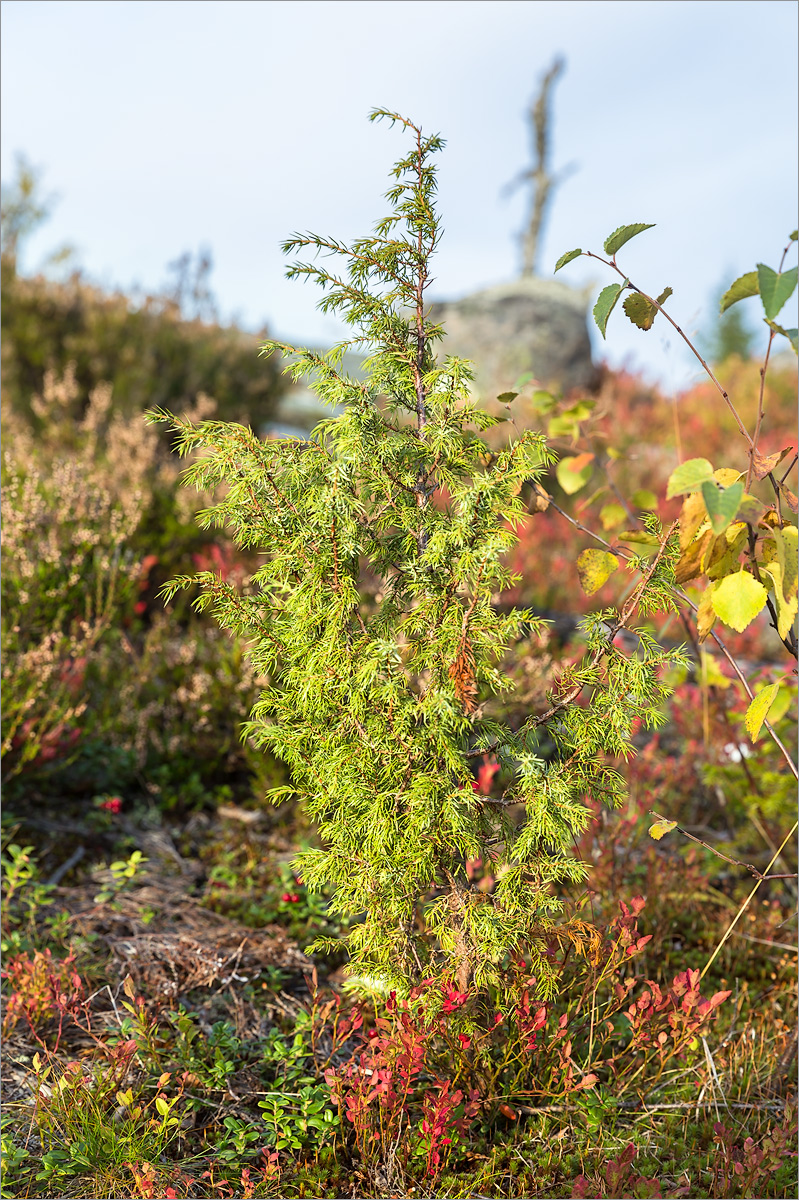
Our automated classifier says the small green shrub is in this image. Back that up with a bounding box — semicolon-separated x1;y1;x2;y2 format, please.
150;111;681;1004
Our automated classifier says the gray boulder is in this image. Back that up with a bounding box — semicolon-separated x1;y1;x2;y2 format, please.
429;276;598;400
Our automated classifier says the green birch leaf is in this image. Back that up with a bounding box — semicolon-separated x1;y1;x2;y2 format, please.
565;400;596;420
745;682;780;742
757;263;798;321
649;818;677;841
555;248;582;272
710;570;768;631
791;231;798;241
548;414;579;439
765;319;798;353
632;489;658;510
593;283;625;339
700;480;744;535
576;548;620;595
720;271;759;313
531;389;558;413
666;457;714;499
603;223;655;256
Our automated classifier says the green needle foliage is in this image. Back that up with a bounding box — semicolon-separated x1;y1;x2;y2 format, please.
148;111;683;1004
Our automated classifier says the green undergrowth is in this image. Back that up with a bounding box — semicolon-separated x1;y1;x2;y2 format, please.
1;761;796;1199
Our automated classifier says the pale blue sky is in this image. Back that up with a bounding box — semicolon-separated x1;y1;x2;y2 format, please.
2;0;797;391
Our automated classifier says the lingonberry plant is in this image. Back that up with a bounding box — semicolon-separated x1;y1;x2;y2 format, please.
148;111;681;1003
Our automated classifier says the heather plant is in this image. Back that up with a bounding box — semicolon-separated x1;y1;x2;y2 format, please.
1;376;144;781
1;368;262;799
149;111;681;1004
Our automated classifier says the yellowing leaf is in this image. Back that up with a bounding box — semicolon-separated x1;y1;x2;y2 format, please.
736;494;768;526
556;454;594;495
529;485;550;513
631;489;658;511
564;400;596;421
778;482;798;514
766;682;794;726
760;526;799;640
705;523;747;580
599;502;627;530
623;292;658;331
710;570;769;632
700;649;731;690
675;529;712;585
751;446;793;481
624;286;672;330
679;492;709;551
667;458;714;499
775;525;798;606
649;819;678;841
745;682;781;742
712;468;743;487
548;414;579;440
576;549;620;595
696;583;718;642
761;563;799;641
617;528;660;548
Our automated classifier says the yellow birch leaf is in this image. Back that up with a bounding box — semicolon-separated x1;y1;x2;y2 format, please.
649;819;678;840
675;530;712;584
712;467;743;487
775;525;798;605
679;492;709;551
705;523;747;580
599;502;627;530
576;549;620;595
745;682;780;742
556;454;594;495
696;583;718;641
761;562;799;640
710;570;769;632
